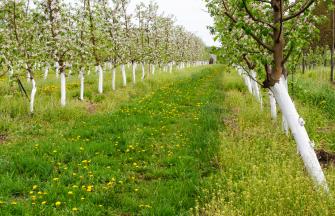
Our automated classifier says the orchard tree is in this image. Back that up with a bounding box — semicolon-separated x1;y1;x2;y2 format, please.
206;0;328;191
38;0;77;106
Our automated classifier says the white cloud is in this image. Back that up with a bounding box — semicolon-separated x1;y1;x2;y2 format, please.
128;0;218;47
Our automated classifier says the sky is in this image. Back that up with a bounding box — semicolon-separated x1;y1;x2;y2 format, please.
128;0;219;47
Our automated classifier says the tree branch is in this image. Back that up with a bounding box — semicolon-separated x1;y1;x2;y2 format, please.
242;0;275;29
222;8;273;52
242;54;256;69
283;0;315;22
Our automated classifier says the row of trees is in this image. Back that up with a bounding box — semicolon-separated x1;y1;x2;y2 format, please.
206;0;329;192
0;0;209;110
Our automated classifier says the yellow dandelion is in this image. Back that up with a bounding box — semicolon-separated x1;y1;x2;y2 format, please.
86;185;93;192
41;201;47;205
53;178;59;181
72;207;79;212
68;191;74;195
55;201;61;207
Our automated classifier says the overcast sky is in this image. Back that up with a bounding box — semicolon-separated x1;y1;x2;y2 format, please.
128;0;218;47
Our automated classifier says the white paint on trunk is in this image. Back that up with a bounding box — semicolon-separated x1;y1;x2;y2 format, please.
152;64;155;75
121;64;127;86
30;78;37;114
132;62;137;84
60;72;66;107
25;64;30;82
269;90;277;120
281;75;290;135
112;67;116;91
55;62;59;79
243;74;252;94
97;65;103;94
141;63;145;81
271;80;328;192
251;71;263;110
44;63;50;80
169;62;173;73
79;69;85;101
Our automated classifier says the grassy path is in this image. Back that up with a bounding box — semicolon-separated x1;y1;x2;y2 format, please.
0;66;224;215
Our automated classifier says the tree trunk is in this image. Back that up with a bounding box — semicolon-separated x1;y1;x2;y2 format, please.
132;62;137;84
44;63;50;80
271;79;328;192
141;63;145;81
30;78;37;114
55;62;60;79
251;70;262;110
243;74;253;94
269;90;277;120
112;67;116;91
97;65;103;93
79;68;84;101
281;75;289;135
60;72;66;107
121;64;127;86
152;64;155;75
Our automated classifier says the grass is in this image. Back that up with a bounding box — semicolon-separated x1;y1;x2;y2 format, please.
289;67;335;151
197;71;335;215
0;65;225;215
2;64;335;215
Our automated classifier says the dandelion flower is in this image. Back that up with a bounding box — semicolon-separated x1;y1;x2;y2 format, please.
72;207;79;212
55;201;61;207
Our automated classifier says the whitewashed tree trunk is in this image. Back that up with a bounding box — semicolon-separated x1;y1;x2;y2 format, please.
79;69;85;101
30;78;37;114
44;63;50;80
112;67;116;91
68;63;73;78
270;80;328;192
25;64;30;83
132;62;137;84
141;63;145;81
251;71;263;110
121;64;127;86
97;65;103;94
243;74;253;94
169;62;173;73
152;64;155;75
281;75;289;135
55;62;59;79
269;90;277;120
60;72;66;107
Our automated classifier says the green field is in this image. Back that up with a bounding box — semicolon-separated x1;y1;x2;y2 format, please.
1;65;335;215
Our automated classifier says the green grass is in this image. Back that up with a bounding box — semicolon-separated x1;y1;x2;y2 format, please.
3;65;335;215
197;71;335;215
0;65;225;215
289;67;335;151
